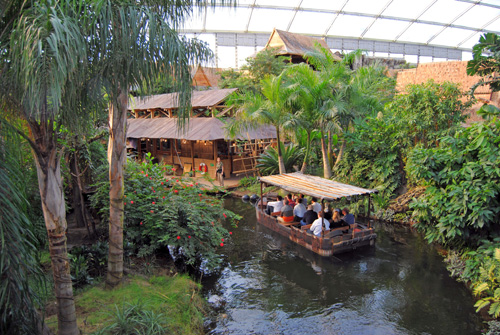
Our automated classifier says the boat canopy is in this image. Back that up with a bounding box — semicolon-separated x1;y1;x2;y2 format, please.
259;172;378;201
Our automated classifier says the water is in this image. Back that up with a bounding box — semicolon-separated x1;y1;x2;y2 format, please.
203;198;483;335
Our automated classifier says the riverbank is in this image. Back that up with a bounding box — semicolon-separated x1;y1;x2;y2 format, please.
45;274;205;334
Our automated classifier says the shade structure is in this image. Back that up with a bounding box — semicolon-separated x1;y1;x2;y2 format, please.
128;88;237;111
259;172;377;201
127;117;276;141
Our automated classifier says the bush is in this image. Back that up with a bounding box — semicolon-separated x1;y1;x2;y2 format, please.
238;176;258;188
90;154;241;272
257;142;303;175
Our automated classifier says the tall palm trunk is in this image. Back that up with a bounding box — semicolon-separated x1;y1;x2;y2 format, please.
276;126;286;174
333;139;346;170
106;88;128;289
320;132;332;178
31;123;79;335
300;131;311;173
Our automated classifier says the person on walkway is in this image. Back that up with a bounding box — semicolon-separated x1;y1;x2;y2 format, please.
216;157;224;187
309;211;330;237
293;198;306;222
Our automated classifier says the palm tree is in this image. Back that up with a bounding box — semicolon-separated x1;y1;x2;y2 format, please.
0;1;88;333
88;1;234;289
227;72;293;174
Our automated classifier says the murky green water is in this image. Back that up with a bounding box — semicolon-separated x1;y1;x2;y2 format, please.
203;198;482;334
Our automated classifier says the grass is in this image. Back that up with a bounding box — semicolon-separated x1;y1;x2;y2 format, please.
45;274;205;334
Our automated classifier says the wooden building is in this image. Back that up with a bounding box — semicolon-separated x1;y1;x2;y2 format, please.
127;88;276;178
265;28;342;64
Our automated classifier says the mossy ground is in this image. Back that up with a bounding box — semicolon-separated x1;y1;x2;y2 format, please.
45;274;205;334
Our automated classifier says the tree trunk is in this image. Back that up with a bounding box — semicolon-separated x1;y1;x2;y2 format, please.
320;132;332;179
276;126;286;174
333;138;346;170
106;88;128;289
300;131;311;173
68;151;85;228
31;125;79;335
327;130;334;168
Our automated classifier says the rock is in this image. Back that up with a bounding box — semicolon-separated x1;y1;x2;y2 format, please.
208;294;225;309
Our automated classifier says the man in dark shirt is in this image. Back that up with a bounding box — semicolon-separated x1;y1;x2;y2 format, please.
341;208;355;226
300;204;318;226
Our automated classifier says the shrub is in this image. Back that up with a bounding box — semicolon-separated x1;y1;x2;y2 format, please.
257;142;303;175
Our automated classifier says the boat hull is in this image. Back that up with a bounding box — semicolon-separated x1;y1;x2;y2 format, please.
256;207;376;256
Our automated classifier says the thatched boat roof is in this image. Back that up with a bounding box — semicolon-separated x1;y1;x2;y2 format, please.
259;172;377;201
128;88;237;111
127;117;276;141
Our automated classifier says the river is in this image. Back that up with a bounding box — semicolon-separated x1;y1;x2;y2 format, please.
203;198;482;334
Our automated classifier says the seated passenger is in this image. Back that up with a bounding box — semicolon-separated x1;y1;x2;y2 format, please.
266;195;283;215
324;203;333;221
341;207;356;227
308;211;330;237
293;198;306;222
299;194;307;207
286;193;295;207
330;208;344;228
300;204;318;226
277;199;294;223
311;197;322;214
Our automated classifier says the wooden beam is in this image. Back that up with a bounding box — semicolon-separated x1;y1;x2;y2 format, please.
191;140;195;172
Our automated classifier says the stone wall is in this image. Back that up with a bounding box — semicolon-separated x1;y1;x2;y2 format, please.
395;61;500;125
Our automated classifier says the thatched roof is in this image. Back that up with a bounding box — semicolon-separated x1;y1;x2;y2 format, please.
266;29;342;61
128;88;237;111
127;118;276;141
259;172;377;201
191;65;222;87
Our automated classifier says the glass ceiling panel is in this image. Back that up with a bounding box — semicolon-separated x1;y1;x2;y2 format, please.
205;7;252;31
419;0;471;25
454;5;500;27
288;11;335;35
327;14;374;38
397;22;444;44
431;27;477;47
382;0;435;20
363;18;412;41
480;0;500;6
300;0;346;11
256;0;301;8
247;8;295;32
459;31;484;49
342;0;388;15
485;17;500;31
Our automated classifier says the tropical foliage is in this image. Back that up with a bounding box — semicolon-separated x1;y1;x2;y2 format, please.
256;143;304;176
91;154;240;272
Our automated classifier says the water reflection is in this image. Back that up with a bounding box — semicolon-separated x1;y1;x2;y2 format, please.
203;199;482;334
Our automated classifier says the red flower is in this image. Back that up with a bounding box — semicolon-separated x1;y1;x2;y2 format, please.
124;195;127;198
223;213;227;218
221;238;224;242
176;179;179;182
141;171;144;174
150;210;154;213
199;193;202;196
188;236;191;239
140;222;143;225
162;196;165;199
172;168;175;171
146;174;148;177
220;243;224;247
149;177;152;180
152;202;155;205
161;182;164;185
174;190;178;193
177;236;181;240
229;232;232;235
124;202;126;205
130;201;134;204
190;184;193;187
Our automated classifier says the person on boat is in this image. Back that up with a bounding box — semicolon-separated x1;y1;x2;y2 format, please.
286;194;295;207
299;194;307;206
300;204;318;226
309;211;330;237
341;208;356;228
266;195;283;215
330;208;342;227
311;197;322;213
293;198;306;222
216;157;224;187
324;203;333;221
278;199;294;223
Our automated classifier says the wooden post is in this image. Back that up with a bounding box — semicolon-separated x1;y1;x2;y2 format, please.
213;139;217;160
170;139;174;165
191;140;195;172
260;180;263;211
367;194;371;228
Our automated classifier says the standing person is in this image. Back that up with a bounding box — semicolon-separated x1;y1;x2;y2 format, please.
216;157;224;187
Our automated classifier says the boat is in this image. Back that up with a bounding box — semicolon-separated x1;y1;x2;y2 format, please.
256;172;378;256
